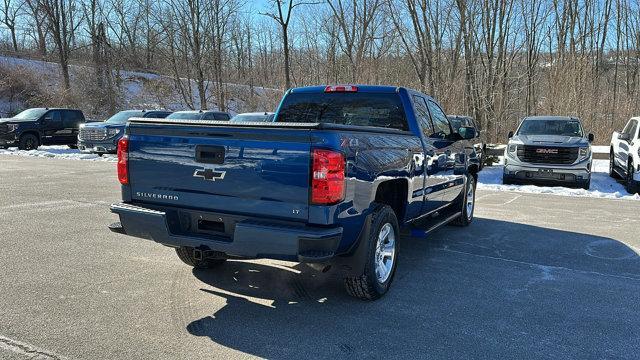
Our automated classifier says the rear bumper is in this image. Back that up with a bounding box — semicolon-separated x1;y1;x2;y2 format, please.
110;202;343;263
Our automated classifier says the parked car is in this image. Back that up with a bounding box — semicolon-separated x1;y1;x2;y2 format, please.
610;117;640;194
230;112;275;122
0;108;85;150
108;84;480;300
503;116;594;189
166;110;231;121
78;110;171;155
448;115;485;169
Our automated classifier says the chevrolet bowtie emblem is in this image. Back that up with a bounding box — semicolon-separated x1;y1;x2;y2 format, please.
193;168;226;181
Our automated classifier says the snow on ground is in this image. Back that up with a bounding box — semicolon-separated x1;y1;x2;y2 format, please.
591;145;610;154
0;146;116;162
478;159;640;200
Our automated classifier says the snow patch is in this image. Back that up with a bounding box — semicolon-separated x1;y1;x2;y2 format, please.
478;159;640;200
0;146;116;162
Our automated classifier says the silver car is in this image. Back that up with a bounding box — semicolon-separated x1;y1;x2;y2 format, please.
503;116;594;189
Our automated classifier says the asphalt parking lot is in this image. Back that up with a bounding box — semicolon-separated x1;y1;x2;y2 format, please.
1;155;639;360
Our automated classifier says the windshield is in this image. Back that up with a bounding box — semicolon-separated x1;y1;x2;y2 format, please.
105;110;144;124
13;108;47;120
517;119;583;137
166;112;202;120
231;114;273;122
276;92;408;131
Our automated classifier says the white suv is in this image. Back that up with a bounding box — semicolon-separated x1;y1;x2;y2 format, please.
610;117;640;194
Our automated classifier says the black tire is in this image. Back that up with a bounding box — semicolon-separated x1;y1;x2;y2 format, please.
452;174;476;226
609;151;621;179
68;144;78;149
580;179;591;190
626;162;638;194
18;134;39;150
344;204;399;301
175;246;226;269
502;174;513;185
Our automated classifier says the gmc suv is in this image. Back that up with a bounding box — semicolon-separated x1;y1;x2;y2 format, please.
78;110;171;154
503;116;594;189
0;108;86;150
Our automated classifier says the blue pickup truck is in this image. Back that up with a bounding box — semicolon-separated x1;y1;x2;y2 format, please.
109;85;480;300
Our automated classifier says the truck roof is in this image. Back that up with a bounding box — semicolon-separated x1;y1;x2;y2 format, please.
289;85;401;94
523;115;580;122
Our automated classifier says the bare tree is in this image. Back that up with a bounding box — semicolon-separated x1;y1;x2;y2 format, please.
1;0;23;51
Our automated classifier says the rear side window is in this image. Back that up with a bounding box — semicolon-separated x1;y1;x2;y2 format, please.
276;92;408;131
62;110;83;128
214;113;230;120
413;95;433;138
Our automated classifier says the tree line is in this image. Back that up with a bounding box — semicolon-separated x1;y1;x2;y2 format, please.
1;0;639;142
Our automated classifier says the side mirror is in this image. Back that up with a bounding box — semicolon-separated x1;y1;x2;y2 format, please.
458;126;476;140
619;133;630;141
508;131;514;139
588;133;594;143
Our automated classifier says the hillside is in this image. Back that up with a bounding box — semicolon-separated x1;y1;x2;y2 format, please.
0;54;282;119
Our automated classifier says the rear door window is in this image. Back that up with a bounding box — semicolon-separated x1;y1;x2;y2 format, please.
277;92;408;131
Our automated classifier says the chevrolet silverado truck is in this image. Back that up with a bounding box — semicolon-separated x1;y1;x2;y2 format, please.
108;85;480;300
610;117;640;194
0;108;85;150
78;110;171;155
503;116;594;189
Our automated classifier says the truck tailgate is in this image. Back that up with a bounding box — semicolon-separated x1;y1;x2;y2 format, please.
127;122;312;221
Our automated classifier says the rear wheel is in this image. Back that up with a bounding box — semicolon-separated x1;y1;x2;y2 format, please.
175;246;226;269
452;174;476;226
18;134;39;150
344;204;399;301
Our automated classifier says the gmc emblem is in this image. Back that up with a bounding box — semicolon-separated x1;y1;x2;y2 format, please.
536;148;558;154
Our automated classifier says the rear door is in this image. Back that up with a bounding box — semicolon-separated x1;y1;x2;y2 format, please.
127;124;312;222
61;110;83;144
426;100;465;205
412;95;443;214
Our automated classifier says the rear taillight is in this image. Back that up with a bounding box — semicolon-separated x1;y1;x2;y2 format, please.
117;136;129;185
311;149;345;205
324;85;358;93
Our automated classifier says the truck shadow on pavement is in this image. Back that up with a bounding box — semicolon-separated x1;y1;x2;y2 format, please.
185;217;640;359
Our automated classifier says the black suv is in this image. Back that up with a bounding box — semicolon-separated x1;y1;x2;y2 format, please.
0;108;86;150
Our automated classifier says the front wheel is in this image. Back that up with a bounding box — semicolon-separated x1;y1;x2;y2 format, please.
344;204;399;301
609;151;620;179
452;174;476;226
18;134;39;150
626;162;638;194
68;144;78;149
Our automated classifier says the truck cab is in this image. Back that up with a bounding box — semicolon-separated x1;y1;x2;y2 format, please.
0;108;85;150
108;85;479;300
